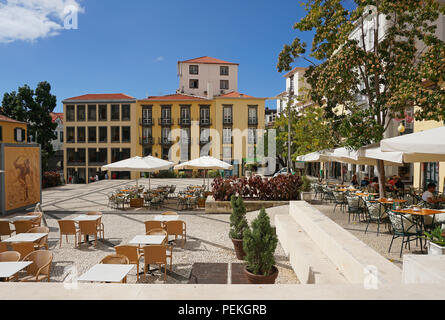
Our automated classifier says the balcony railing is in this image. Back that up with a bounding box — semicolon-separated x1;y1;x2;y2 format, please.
223;118;232;125
139;117;153;126
159;137;174;145
139;137;153;145
158;118;173;126
178;117;191;126
200;118;211;126
200;136;211;144
248;118;258;125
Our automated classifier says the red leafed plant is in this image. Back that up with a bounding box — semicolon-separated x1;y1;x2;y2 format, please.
212;174;302;201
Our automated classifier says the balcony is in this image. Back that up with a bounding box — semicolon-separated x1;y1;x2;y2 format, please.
158;118;173;126
223;118;233;125
159;137;174;145
139;117;153;126
139;137;153;145
200;118;212;126
178;118;191;126
248;118;258;125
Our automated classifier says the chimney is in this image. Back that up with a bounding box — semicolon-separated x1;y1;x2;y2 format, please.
207;82;214;100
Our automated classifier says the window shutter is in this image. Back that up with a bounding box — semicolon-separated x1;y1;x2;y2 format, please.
21;129;26;142
14;128;18;142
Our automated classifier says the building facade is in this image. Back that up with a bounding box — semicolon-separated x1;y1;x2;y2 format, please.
275;67;310;116
177;56;239;98
47;112;64;171
0;115;27;144
62;94;138;183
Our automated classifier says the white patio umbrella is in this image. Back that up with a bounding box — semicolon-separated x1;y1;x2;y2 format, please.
296;150;335;162
380;126;445;162
174;156;233;189
102;156;174;189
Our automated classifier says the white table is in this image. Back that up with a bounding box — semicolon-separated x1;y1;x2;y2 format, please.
2;233;47;243
154;215;179;222
8;216;37;223
72;215;101;222
129;235;166;245
0;262;32;278
77;264;134;283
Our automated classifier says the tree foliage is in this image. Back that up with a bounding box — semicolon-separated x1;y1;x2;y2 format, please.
229;195;249;240
278;0;445;150
1;81;57;170
243;207;278;276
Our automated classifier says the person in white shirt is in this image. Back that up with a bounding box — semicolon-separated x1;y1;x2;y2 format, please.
95;174;99;182
422;183;444;204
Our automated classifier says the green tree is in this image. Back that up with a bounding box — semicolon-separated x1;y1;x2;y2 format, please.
229;195;249;240
278;0;445;196
243;207;278;276
1;81;57;171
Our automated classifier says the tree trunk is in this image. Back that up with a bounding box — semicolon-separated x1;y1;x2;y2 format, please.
376;160;386;199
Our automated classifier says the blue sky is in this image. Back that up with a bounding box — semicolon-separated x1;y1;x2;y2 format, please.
0;0;319;112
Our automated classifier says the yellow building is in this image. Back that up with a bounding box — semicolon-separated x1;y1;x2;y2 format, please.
62;94;138;183
136;91;266;176
0;115;27;144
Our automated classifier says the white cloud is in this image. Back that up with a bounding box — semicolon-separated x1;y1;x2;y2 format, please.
0;0;83;43
154;56;165;63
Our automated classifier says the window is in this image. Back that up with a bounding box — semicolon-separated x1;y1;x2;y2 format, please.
60;131;63;143
111;104;120;121
189;79;199;89
181;127;190;144
161;106;171;125
77;105;86;121
99;127;107;143
98;148;107;163
248;146;255;159
67;149;76;164
248;106;258;125
223;127;232;144
142;106;152;124
111;126;120;142
66;105;75;121
77;127;86;143
289;75;294;92
248;128;257;144
54;131;58;140
162;127;171;143
88;105;97;121
143;147;152;157
189;65;199;75
122;104;130;121
200;106;210;125
121;148;130;160
88;148;98;164
0;126;2;141
223;106;232;124
220;80;229;90
122;126;131;143
99;105;107;121
67;127;75;143
111;148;120;162
77;148;86;163
142;127;152;144
180;106;190;125
220;66;229;76
200;128;210;143
223;146;232;159
88;127;97;143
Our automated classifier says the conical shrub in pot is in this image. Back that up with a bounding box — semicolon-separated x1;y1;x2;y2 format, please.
243;207;278;284
229;195;249;260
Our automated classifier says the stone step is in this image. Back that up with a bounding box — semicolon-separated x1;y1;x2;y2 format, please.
275;214;348;284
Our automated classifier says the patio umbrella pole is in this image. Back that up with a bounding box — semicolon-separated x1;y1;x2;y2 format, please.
149;172;151;190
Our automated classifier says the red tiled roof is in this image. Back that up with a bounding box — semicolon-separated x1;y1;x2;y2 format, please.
0;114;26;124
215;91;258;99
179;56;238;65
141;94;208;101
64;93;135;101
50;112;64;123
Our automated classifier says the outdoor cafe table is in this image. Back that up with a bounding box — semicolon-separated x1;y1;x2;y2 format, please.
129;235;166;246
338;188;358;192
154;215;179;222
377;198;407;205
6;215;37;223
77;264;134;283
2;233;47;243
72;215;102;222
355;192;379;197
0;262;32;281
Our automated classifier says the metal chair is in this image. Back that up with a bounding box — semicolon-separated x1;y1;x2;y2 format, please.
387;211;422;258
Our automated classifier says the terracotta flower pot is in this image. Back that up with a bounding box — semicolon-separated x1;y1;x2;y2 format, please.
231;238;246;260
244;265;278;284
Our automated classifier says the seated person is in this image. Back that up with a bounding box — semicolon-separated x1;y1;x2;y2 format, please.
394;176;405;190
351;174;359;187
388;175;397;187
370;177;379;192
422;183;445;204
360;175;370;187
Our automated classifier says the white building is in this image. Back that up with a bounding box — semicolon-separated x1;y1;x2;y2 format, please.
275;67;311;116
48;112;64;171
177;56;239;98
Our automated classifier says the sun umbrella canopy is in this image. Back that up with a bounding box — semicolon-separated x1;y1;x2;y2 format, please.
296;150;334;162
102;156;174;172
174;156;233;170
380;126;445;162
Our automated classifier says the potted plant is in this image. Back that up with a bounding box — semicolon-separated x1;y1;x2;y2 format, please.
197;190;206;208
130;193;144;208
243;207;279;284
300;175;313;202
229;195;249;260
424;226;445;255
